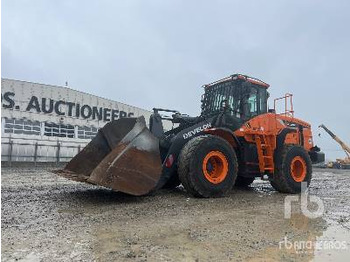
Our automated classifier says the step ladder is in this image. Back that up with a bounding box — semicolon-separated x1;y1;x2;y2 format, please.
255;134;274;173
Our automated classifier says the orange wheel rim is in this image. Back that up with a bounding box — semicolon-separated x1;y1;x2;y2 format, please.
202;151;229;184
290;156;307;182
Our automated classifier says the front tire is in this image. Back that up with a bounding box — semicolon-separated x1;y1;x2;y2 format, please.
270;145;312;193
178;135;238;197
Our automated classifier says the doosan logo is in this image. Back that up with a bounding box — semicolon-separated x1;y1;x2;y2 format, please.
183;123;212;139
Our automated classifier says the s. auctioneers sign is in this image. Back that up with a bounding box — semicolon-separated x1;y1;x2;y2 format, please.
1;78;152;128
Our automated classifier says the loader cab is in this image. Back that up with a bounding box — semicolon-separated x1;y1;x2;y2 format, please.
201;74;269;122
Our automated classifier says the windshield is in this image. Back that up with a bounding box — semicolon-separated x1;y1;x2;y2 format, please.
201;80;268;120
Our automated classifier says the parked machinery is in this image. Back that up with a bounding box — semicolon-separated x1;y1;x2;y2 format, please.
319;124;350;169
56;74;324;197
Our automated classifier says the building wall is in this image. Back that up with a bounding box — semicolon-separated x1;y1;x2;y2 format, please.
1;78;156;163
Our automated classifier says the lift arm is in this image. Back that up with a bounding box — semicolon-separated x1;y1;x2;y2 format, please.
319;124;350;158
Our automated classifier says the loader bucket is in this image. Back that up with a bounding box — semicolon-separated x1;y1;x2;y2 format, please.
55;116;163;196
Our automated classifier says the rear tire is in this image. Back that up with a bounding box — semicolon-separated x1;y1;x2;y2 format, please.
235;176;255;187
178;135;238;197
270;145;312;193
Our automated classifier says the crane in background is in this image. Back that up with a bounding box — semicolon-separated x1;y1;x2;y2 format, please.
319;124;350;169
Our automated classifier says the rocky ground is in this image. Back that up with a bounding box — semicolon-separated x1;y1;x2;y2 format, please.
1;167;350;261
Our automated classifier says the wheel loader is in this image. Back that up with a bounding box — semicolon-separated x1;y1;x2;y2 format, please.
55;74;325;197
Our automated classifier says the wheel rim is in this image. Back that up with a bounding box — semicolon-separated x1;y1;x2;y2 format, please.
290;156;307;182
202;151;229;184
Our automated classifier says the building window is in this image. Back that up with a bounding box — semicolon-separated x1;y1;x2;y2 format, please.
44;123;75;138
4;118;41;135
78;126;98;139
2;118;99;140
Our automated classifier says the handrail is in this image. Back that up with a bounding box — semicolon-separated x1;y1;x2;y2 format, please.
274;93;294;117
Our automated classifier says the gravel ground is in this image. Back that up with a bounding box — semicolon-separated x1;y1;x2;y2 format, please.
1;167;350;261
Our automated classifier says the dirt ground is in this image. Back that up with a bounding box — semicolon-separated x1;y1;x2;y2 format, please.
1;167;350;261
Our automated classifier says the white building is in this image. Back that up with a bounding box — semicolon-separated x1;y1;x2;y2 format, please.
1;78;155;164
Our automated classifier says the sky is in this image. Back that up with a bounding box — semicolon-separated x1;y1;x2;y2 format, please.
2;0;350;160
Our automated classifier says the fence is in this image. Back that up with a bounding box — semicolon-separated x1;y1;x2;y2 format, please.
1;136;88;166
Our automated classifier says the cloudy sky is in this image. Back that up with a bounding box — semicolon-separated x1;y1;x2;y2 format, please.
2;0;350;160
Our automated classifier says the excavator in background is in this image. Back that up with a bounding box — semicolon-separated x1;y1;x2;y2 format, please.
55;74;325;197
319;124;350;169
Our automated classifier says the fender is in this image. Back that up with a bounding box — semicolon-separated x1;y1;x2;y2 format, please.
204;127;241;149
155;120;213;189
275;127;297;152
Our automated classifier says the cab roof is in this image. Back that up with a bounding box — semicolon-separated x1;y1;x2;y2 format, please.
203;74;270;89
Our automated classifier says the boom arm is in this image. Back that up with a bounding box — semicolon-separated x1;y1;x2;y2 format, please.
319;124;350;158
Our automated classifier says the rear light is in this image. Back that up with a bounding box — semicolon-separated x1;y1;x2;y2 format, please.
165;154;175;168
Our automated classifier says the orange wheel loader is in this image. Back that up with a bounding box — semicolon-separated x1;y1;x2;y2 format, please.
55;74;325;197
